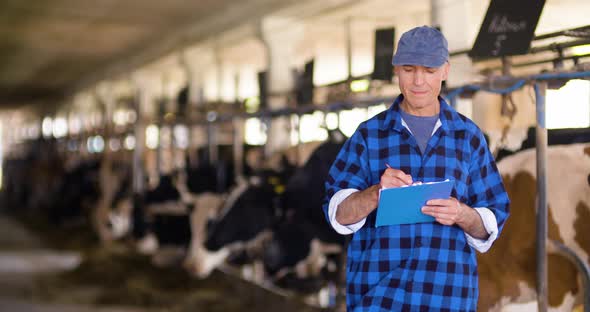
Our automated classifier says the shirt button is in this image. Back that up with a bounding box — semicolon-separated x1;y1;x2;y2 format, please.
415;239;422;247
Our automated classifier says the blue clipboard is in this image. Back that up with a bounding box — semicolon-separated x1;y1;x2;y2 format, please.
375;179;454;227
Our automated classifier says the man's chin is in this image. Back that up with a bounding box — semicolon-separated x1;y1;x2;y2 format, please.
406;97;434;109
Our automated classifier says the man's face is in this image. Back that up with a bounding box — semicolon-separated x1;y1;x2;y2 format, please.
394;63;449;116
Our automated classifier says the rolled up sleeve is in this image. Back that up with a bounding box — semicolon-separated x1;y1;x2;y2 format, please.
328;188;366;235
464;207;498;253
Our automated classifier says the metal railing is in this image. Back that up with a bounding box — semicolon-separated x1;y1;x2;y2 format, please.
548;239;590;312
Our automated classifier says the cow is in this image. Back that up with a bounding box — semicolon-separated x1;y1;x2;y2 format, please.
103;144;243;266
184;130;349;295
128;168;229;256
48;157;103;226
477;143;590;312
262;135;347;290
184;167;292;278
92;152;133;245
182;139;331;278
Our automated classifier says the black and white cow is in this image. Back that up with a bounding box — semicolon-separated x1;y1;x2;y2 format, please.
262;133;347;290
184;166;293;278
108;145;243;261
182;141;329;278
184;131;348;288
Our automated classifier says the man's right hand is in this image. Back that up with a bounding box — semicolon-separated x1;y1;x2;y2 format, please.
336;184;381;225
381;166;413;189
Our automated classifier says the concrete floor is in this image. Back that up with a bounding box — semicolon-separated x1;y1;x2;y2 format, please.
0;215;145;312
0;214;326;312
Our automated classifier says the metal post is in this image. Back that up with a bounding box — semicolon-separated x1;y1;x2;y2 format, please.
293;114;301;165
346;17;353;82
131;89;147;238
430;0;441;28
501;57;512;117
206;117;218;166
232;118;244;179
262;116;273;160
132;92;145;195
534;82;548;312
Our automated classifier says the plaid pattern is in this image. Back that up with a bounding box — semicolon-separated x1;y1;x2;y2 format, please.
323;95;510;311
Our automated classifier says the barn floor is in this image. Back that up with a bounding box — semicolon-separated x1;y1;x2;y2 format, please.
0;213;326;312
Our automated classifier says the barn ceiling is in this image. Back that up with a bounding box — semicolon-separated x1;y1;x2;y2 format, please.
1;0;587;114
0;0;309;111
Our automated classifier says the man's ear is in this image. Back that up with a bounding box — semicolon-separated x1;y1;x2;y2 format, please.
441;62;450;80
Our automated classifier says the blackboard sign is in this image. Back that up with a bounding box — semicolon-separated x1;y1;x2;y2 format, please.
469;0;546;58
295;60;314;106
176;85;188;117
257;71;268;110
372;27;395;81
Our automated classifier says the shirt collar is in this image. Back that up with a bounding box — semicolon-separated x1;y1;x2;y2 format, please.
383;94;465;134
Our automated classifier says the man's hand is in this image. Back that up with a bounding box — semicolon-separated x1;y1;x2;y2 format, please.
335;185;380;225
336;166;414;225
381;166;413;188
421;197;489;239
421;197;464;226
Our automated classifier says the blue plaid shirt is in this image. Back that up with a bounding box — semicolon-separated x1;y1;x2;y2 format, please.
323;95;510;311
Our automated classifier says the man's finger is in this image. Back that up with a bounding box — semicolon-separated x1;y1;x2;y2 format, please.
386;169;412;185
422;205;457;217
381;177;407;189
426;198;453;206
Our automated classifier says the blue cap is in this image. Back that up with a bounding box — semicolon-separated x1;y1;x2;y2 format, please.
392;26;449;68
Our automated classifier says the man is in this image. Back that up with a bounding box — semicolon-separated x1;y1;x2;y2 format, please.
323;26;510;311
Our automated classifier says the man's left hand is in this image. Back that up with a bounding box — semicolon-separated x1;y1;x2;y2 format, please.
421;197;466;226
422;197;489;239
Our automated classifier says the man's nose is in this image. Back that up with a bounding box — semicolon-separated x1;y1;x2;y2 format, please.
413;71;425;85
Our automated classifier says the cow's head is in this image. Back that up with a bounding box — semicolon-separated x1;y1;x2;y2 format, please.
263;222;344;291
204;172;286;252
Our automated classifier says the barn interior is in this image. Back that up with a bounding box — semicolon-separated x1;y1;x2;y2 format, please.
0;0;590;311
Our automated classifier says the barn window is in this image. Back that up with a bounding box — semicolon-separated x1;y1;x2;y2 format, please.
87;136;104;153
454;98;473;119
113;109;128;126
325;112;339;130
367;103;387;118
124;135;136;150
299;111;328;143
146;124;160;149
244;118;267;146
338;108;365;137
42;117;53;138
52;117;68;138
546;79;590;129
173;124;189;149
339;105;390;137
